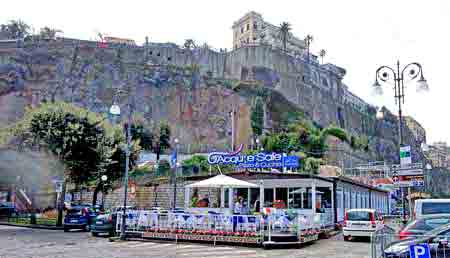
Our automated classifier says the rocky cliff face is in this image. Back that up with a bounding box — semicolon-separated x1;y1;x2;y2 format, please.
0;39;424;165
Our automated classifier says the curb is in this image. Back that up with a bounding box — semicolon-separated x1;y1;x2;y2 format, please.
0;222;63;230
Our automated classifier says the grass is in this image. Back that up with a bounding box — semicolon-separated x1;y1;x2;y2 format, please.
7;216;58;226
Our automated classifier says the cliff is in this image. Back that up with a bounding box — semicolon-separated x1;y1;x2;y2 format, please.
0;38;425;165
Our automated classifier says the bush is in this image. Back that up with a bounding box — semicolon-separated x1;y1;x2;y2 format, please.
323;126;349;143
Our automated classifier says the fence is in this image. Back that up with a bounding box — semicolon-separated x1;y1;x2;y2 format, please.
4;214;57;226
371;230;450;258
116;210;321;245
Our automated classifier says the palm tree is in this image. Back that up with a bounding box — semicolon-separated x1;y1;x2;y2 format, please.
319;49;326;64
278;22;291;52
183;39;197;50
0;20;30;39
304;34;313;62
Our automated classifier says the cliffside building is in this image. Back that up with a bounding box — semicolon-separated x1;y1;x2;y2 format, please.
232;11;305;53
427;142;449;168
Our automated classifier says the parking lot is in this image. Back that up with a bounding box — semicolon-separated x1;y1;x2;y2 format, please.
0;225;373;258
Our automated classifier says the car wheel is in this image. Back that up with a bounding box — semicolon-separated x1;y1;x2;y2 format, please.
343;235;352;241
92;232;99;237
83;225;90;232
64;228;69;232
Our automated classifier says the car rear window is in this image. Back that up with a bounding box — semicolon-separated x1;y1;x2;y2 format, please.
67;209;82;215
422;203;450;215
347;211;371;221
405;218;450;231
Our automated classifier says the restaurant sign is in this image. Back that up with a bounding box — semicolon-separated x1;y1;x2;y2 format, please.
207;147;300;169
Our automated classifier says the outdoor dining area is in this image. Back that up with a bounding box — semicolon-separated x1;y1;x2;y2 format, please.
117;174;323;246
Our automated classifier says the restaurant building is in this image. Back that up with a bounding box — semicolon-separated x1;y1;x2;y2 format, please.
183;171;390;228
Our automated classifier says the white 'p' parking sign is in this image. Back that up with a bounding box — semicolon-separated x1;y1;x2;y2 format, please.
410;244;430;258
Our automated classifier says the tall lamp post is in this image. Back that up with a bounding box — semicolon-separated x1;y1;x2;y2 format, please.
109;98;132;240
101;175;108;209
372;60;429;224
172;138;179;210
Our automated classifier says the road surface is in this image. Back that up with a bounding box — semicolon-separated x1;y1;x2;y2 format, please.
0;225;372;258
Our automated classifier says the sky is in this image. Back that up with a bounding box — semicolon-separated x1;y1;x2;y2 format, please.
1;0;449;144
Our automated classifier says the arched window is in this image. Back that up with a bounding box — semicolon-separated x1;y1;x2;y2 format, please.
322;78;329;87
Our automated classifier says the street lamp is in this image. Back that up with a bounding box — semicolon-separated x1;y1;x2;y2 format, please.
172;138;179;210
101;175;108;209
372;60;429;224
109;98;133;241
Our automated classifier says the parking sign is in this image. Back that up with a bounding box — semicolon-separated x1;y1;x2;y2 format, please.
410;244;430;258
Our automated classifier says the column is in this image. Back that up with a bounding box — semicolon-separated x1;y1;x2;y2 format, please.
330;186;335;224
184;187;190;209
312;180;317;218
228;188;234;211
259;182;264;211
220;187;225;208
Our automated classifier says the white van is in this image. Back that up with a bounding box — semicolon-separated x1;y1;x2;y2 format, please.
343;209;384;241
414;199;450;219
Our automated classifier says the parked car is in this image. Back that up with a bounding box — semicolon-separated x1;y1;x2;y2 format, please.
399;216;450;240
63;206;97;232
0;202;16;217
384;223;450;258
415;199;450;219
91;212;116;237
343;209;385;241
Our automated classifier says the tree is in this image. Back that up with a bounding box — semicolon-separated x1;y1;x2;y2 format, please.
152;121;171;163
38;26;62;40
278;22;291;52
0;20;30;39
319;49;326;64
250;96;264;137
304;34;314;62
183;39;197;50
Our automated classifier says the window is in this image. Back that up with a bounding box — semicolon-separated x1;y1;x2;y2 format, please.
275;188;288;209
288;188;302;209
253;37;257;41
264;188;274;207
246;23;250;31
423;203;450;215
322;78;329;86
241;27;244;33
253;22;257;30
346;210;371;221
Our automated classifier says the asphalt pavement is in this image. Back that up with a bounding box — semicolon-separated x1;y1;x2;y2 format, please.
0;225;372;258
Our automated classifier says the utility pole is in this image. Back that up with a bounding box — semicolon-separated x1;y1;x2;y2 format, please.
230;109;236;151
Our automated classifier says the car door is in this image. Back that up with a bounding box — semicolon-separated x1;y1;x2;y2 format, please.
428;229;450;258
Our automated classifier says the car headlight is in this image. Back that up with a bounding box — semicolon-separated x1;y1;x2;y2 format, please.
385;244;409;255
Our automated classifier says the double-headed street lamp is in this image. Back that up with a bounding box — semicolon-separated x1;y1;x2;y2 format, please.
372;60;429;224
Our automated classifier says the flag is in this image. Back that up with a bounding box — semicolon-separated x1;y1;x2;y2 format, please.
170;149;177;168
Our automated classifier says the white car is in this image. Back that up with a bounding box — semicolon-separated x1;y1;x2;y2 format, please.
343;209;384;241
414;199;450;219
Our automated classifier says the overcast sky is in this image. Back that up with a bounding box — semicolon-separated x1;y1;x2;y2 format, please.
2;0;449;144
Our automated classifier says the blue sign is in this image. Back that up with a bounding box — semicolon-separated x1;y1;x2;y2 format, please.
207;150;300;169
410;244;430;258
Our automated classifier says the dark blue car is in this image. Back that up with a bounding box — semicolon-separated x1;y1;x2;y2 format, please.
63;206;97;232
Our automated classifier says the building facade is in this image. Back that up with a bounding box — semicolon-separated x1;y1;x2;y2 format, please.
427;142;448;168
232;11;305;53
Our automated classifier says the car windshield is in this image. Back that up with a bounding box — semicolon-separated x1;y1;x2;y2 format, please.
422;203;450;215
405;217;450;231
67;209;82;215
347;211;371;221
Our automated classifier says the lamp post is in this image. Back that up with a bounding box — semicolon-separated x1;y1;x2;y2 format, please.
109;98;132;241
101;175;108;209
172;138;179;210
372;60;429;224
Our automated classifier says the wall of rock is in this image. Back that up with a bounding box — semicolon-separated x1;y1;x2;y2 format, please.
0;39;424;165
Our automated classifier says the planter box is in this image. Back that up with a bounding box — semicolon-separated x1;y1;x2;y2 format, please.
142;232;260;244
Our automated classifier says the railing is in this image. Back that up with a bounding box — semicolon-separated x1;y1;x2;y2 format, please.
371;229;450;258
116;210;321;245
